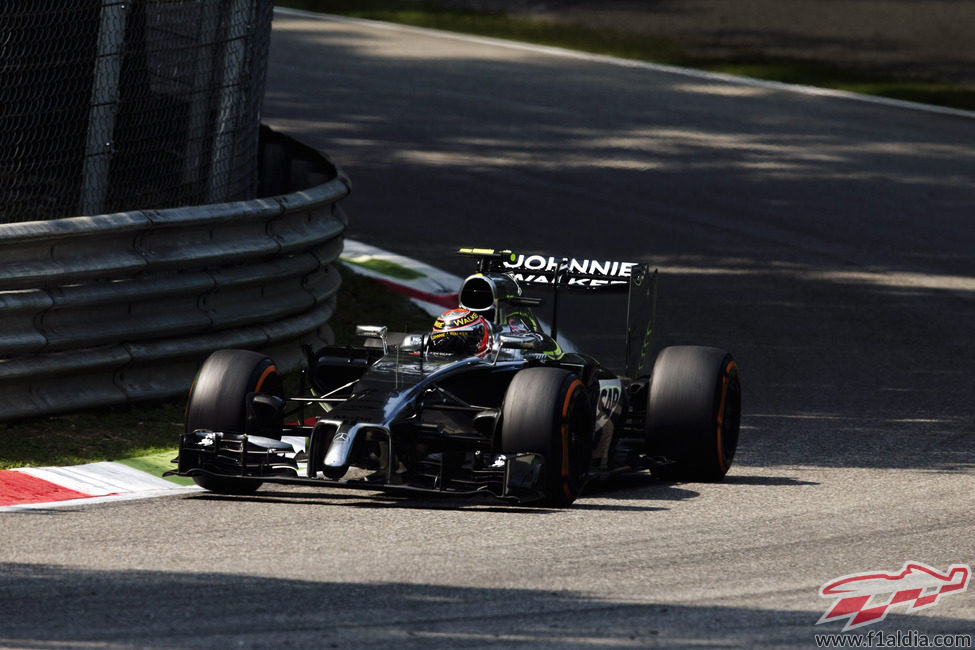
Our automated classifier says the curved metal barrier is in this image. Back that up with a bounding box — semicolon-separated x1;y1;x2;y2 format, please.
0;126;349;420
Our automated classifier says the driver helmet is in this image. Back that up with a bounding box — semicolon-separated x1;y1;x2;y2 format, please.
430;308;491;356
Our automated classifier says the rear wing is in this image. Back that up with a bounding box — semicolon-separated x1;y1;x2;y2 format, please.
458;248;658;377
458;248;641;291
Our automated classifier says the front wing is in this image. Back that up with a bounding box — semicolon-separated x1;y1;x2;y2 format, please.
166;429;550;503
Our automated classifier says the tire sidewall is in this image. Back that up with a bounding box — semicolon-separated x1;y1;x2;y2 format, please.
184;349;283;494
185;349;283;435
646;346;740;481
500;367;593;504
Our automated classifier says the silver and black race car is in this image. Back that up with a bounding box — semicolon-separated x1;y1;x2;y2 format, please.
168;248;741;506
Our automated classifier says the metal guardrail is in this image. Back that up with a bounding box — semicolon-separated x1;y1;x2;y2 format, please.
0;126;349;420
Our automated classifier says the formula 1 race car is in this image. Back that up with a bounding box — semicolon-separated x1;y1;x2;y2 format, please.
168;248;741;506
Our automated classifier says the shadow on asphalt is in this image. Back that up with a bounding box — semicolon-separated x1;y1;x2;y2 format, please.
2;562;973;648
179;471;819;511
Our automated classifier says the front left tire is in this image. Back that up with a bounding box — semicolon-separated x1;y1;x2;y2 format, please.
500;367;593;505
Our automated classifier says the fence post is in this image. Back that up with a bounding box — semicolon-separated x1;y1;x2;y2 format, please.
79;0;128;217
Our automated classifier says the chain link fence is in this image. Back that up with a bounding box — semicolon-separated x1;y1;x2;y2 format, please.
1;0;273;223
0;2;354;419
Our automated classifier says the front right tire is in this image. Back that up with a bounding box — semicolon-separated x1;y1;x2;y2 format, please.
184;349;284;494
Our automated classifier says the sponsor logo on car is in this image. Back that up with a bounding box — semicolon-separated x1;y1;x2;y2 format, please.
503;254;638;287
597;380;623;417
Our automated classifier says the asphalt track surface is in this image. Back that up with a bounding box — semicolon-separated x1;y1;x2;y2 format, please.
2;10;974;648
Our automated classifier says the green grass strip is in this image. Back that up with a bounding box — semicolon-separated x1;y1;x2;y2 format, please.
342;256;427;280
118;450;195;485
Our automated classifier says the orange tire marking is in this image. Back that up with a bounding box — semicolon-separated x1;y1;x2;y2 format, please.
715;360;737;473
255;364;277;393
560;379;584;501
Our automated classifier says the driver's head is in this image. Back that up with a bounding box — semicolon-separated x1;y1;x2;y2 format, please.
430;308;491;356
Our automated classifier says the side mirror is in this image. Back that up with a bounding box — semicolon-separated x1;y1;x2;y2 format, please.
498;333;540;350
399;333;426;352
356;325;388;354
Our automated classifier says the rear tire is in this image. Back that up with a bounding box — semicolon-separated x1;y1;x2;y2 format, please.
185;349;284;494
500;368;593;505
646;346;741;481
